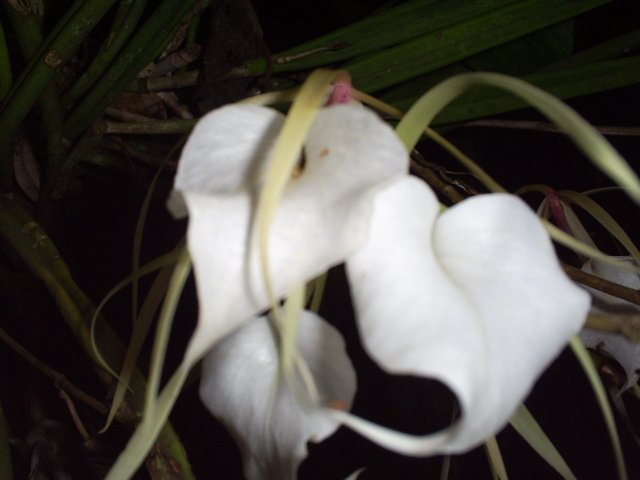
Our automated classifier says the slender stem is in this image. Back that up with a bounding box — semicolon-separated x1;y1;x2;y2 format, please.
584;313;640;341
562;262;640;307
125;70;199;93
59;390;91;441
0;324;108;414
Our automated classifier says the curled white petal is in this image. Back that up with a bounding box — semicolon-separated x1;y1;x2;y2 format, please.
345;176;590;455
580;257;640;391
199;310;356;480
172;103;408;363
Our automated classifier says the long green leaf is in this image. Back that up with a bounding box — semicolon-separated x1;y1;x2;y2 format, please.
236;0;519;75
347;0;610;93
463;19;574;77
570;337;627;480
537;29;640;72
509;404;576;479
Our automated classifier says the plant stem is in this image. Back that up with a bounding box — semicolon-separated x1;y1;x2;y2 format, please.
562;262;640;307
0;325;108;414
125;70;200;93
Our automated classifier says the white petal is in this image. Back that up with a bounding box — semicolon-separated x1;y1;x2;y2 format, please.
580;257;640;391
346;176;590;454
173;104;408;362
199;310;356;480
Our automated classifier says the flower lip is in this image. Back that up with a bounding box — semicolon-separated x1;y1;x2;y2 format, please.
343;176;591;455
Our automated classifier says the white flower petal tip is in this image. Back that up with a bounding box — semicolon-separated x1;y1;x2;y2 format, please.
199;310;356;480
581;256;640;391
346;176;591;455
172;103;409;363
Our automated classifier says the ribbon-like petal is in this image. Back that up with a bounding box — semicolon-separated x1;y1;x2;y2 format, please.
199;310;356;480
345;176;590;454
171;104;408;362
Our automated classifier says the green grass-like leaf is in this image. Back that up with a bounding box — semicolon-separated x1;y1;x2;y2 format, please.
509;404;576;480
395;72;640;204
569;336;627;480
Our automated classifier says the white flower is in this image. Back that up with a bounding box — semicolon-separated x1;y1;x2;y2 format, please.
170;102;591;478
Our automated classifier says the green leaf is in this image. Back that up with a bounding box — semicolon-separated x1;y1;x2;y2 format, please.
464;19;574;76
238;0;521;75
570;337;627;480
510;404;576;480
346;0;610;93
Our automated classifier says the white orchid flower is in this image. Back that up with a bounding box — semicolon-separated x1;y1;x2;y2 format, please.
170;100;591;478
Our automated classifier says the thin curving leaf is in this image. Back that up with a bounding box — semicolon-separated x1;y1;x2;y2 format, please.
569;336;627;480
344;468;367;480
90;249;183;381
256;69;341;320
381;56;640;123
307;272;328;314
281;284;309;392
105;247;192;480
100;240;183;433
395;72;640;204
509;404;576;480
545;223;640;275
484;436;508;480
253;70;343;397
103;137;188;434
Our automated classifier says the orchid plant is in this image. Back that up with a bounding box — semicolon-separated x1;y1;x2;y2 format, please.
104;69;640;480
